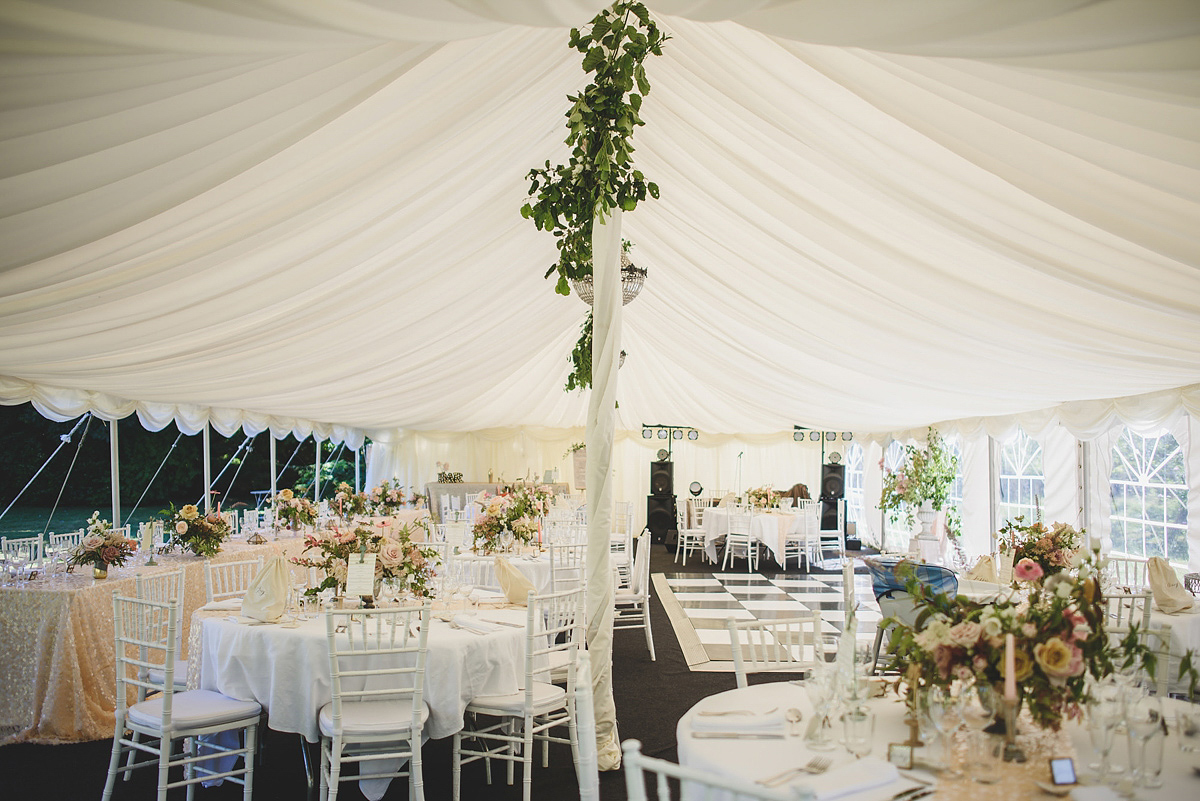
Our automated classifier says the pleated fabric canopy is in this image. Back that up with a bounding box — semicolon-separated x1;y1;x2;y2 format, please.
1;0;1198;445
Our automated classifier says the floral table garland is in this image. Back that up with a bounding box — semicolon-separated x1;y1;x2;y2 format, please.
291;522;439;599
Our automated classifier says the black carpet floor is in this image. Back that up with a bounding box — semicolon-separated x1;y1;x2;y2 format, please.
0;543;869;800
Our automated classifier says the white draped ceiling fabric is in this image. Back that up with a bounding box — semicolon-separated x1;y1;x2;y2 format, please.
3;0;1200;769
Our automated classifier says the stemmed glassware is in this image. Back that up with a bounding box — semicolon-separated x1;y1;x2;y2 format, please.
1127;692;1164;788
960;681;1002;783
922;685;963;777
1086;698;1119;785
803;666;837;751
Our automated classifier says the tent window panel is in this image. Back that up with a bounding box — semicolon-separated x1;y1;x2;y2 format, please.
997;429;1044;525
844;443;864;526
1109;428;1188;567
882;441;907;550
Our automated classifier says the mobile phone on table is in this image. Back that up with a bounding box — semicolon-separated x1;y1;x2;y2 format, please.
1049;757;1077;785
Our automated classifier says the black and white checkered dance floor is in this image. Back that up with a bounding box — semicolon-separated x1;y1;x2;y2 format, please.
653;568;883;671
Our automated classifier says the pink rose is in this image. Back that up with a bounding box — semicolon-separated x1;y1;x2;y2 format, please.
378;541;404;567
175;521;189;535
82;534;104;550
948;621;982;647
1014;558;1044;582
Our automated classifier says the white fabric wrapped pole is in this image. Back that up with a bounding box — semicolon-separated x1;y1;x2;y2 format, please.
586;207;623;771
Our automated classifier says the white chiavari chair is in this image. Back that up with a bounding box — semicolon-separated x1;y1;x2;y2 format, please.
1106;556;1150;593
549;542;587;594
204;557;263;604
614;532;655;660
726;611;824;688
721;511;757;571
622;739;795;801
673;507;706;566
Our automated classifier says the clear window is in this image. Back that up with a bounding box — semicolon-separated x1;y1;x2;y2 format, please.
844;443;864;525
1109;428;1188;566
997;429;1045;525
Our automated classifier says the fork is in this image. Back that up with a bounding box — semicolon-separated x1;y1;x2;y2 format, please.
758;756;831;787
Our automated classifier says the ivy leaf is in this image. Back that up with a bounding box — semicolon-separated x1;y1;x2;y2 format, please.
556;276;571;296
628;92;642;112
647;181;659;199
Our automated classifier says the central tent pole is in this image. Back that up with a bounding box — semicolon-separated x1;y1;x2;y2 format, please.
202;422;212;514
314;437;321;500
586;207;623;770
109;419;120;530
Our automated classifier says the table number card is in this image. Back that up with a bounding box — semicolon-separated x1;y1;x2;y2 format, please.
345;553;377;597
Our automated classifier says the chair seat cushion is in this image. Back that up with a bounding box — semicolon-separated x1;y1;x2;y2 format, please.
466;681;566;716
318;699;430;738
128;689;261;730
147;659;189;688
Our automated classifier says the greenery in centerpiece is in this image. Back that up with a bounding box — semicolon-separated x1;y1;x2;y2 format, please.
272;488;318;528
998;516;1082;578
879;426;959;531
368;479;406;515
331;481;371;520
471;481;554;554
291;523;439;598
160;502;230;558
885;548;1197;731
521;1;669;391
67;511;136;570
745;485;780;509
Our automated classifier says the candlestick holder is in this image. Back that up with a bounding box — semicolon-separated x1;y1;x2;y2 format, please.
1001;697;1026;762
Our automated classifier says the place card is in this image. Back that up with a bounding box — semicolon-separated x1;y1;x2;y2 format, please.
345;553;377;597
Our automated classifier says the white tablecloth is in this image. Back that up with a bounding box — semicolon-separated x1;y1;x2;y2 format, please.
197;607;527;743
449;552;553;595
677;683;1198;801
1149;605;1200;693
702;509;809;565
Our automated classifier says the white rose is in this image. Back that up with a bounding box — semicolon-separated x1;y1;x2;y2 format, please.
378;541;404;567
175;521;189;535
82;534;104;550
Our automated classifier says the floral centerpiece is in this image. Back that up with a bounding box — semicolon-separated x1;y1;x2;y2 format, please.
998;516;1081;579
879;426;959;530
368;479;406;515
745;485;780;509
471;481;553;554
331;482;371;520
160;502;230;558
273;488;318;529
67;511;136;574
291;523;439;598
885;547;1196;731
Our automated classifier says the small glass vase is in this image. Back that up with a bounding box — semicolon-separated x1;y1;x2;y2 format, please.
93;564;108;579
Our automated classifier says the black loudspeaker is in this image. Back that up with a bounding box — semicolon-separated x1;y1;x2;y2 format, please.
649;460;674;496
820;463;845;501
821;499;840;531
646;495;677;544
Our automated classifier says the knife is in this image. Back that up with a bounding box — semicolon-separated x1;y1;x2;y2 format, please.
691;731;786;739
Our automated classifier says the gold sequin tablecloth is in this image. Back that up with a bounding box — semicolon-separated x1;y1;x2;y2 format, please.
0;537;305;744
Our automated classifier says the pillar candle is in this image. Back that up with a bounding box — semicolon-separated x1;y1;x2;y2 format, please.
141;522;153;553
1004;633;1017;701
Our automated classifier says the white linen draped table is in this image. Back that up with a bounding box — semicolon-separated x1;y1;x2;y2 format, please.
449;551;553;595
1148;605;1200;694
0;536;304;744
677;683;1196;801
701;509;805;565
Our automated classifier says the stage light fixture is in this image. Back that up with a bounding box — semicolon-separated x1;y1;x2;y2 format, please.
841;432;853;441
687;429;698;440
672;429;683;440
793;431;804;442
642;428;652;439
657;429;668;439
809;431;822;442
689;481;703;496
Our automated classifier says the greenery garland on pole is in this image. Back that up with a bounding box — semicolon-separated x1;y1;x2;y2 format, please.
520;1;669;391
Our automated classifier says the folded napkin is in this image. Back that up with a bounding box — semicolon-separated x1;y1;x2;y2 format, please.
966;554;998;583
801;758;898;801
468;588;507;604
200;598;243;612
1070;786;1124;801
690;707;785;733
451;615;504;634
717;493;737;508
495;556;535;605
1147;556;1195;614
241;554;287;623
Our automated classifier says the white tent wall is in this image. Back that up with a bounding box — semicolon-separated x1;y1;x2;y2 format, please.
364;427;827;533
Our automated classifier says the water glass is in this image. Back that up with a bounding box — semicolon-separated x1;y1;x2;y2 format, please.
1138;729;1164;789
961;682;1002;783
922;685;963;777
1126;694;1163;787
1087;701;1119;785
1177;700;1199;753
803;674;836;752
843;705;875;759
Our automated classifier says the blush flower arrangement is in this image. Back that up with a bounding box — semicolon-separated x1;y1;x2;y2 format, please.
331;482;371;520
471;481;553;554
368;479;406;515
745;486;781;509
885;549;1196;731
291;523;439;598
272;488;318;528
160;502;230;558
998;516;1082;578
67;511;137;570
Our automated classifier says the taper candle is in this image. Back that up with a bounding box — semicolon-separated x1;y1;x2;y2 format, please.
1004;633;1017;701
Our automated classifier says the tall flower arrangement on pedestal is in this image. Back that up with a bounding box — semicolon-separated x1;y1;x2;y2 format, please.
161;502;230;557
879;427;959;531
291;523;439;598
273;488;317;529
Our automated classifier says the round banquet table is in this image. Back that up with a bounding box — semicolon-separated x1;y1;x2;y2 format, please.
677;682;1198;801
449;552;553;595
195;606;528;743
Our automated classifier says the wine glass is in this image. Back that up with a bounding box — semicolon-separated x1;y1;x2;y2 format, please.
843;705;875;759
1086;699;1119;785
1127;694;1163;788
960;682;1002;783
803;670;837;751
923;685;963;777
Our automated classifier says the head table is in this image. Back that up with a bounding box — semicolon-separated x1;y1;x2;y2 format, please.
677;682;1196;801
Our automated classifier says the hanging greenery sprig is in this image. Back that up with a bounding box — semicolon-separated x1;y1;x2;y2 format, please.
521;1;669;390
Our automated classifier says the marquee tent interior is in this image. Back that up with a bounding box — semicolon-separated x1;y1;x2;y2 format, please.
1;0;1199;566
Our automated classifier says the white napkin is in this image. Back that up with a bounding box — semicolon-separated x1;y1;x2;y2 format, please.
717;493;736;508
1070;786;1124;801
495;556;535;605
241;554;287;623
451;615;503;634
468;588;506;604
200;598;243;612
966;554;998;583
690;708;785;733
801;758;898;801
1147;556;1195;614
